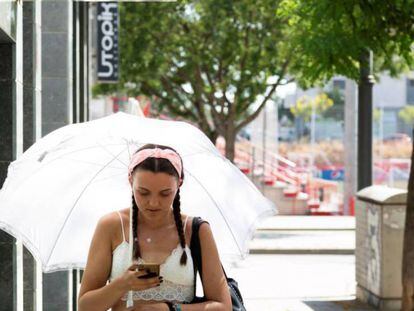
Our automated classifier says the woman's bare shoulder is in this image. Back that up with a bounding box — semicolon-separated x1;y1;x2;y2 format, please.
182;214;193;226
96;209;128;233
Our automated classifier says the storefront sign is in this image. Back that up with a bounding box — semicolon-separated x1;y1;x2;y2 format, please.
97;2;119;82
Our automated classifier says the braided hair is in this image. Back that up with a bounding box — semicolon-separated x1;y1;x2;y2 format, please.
130;144;187;265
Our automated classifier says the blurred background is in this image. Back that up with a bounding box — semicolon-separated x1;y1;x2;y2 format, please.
0;1;413;310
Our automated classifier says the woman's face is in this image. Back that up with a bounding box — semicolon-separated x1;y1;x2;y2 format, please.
132;170;179;217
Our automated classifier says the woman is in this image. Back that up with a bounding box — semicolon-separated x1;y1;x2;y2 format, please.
78;144;231;311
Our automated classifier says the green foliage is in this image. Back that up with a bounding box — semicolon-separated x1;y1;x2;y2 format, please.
373;108;382;123
278;105;295;124
94;0;293;145
290;93;333;122
399;106;414;126
323;87;344;120
278;0;414;87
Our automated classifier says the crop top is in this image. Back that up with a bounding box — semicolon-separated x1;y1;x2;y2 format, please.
109;211;195;303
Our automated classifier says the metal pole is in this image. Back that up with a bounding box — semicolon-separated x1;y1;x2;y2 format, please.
311;99;316;175
35;260;42;311
251;146;255;181
357;49;375;190
262;104;267;192
275;101;279;173
14;241;24;311
344;79;358;215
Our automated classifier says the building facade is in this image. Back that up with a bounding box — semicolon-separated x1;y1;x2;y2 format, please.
0;1;90;310
283;73;414;140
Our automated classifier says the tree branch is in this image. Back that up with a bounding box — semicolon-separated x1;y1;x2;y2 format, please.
141;81;197;120
157;77;199;119
235;59;290;132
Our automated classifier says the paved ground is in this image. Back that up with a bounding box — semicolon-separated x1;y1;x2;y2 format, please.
250;216;356;255
221;216;376;310
224;254;373;311
256;216;355;231
250;230;355;254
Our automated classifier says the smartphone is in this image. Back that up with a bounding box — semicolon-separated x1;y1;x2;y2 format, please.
137;263;160;278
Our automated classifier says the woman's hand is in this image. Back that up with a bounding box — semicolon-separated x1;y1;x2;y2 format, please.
115;263;162;293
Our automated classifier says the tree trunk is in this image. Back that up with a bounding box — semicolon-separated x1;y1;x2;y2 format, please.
198;122;218;145
223;122;236;163
225;133;236;163
402;128;414;311
206;129;219;146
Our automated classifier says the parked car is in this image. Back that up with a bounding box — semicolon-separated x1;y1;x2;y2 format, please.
382;133;412;143
278;126;296;142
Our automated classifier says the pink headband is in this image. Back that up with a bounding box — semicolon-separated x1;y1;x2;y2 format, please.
128;148;183;184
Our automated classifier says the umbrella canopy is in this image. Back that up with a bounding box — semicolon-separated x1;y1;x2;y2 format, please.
0;112;275;272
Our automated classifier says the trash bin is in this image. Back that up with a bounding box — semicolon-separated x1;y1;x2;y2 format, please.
356;185;407;310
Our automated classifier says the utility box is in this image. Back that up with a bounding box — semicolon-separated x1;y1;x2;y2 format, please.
356;185;407;310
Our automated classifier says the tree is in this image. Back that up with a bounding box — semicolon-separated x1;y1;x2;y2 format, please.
290;93;333;122
399;106;414;128
373;108;382;123
278;1;414;307
278;0;414;193
405;135;414;311
290;93;333;139
94;1;293;162
277;1;414;87
324;87;345;121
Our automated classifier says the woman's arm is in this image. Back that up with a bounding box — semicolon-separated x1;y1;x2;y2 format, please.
78;214;162;311
78;214;127;311
182;222;232;311
127;222;231;311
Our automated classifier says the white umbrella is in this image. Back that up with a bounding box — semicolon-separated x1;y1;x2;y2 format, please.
0;112;275;273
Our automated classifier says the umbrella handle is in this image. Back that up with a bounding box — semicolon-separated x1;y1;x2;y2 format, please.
126;292;134;308
127;204;134;308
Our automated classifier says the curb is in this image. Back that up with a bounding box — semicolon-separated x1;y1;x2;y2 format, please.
249;248;355;255
257;228;355;232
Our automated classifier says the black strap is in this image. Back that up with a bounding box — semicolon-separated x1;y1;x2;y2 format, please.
190;217;208;282
165;302;174;311
189;217;229;293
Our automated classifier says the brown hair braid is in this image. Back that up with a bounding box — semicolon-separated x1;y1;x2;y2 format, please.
172;188;187;265
131;194;141;260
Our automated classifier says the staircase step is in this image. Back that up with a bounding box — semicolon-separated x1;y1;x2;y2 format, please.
250;230;355;254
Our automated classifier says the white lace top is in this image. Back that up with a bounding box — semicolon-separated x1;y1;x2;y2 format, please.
109;212;195;303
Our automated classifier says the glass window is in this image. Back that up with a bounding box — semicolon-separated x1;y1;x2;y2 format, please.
407;78;414;105
332;80;345;90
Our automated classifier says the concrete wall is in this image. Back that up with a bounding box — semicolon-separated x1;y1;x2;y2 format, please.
41;0;73;136
373;75;406;109
0;1;89;310
0;2;24;310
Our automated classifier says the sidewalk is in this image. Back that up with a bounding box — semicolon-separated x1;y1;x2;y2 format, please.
224;216;371;310
256;216;355;231
249;216;355;255
225;254;373;311
243;298;377;311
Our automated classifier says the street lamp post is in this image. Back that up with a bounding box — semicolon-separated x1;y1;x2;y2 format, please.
357;49;375;191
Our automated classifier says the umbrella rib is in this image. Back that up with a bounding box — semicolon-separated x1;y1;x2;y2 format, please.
183;169;244;255
52;157;126;170
7;143;128;196
42;144;121;163
93;171;126;183
46;147;128;265
96;140;129;167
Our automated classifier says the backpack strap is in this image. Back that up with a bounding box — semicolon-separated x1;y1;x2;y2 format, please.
189;217;209;296
189;218;246;308
190;217;208;275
